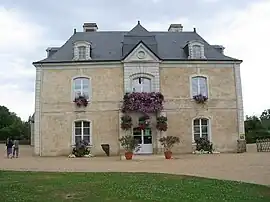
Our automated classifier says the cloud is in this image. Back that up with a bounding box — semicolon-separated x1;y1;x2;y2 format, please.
0;7;47;120
203;1;270;116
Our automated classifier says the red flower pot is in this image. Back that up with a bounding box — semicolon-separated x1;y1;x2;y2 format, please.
164;151;172;159
125;152;133;160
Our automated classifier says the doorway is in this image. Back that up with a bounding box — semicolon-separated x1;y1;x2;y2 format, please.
133;127;153;154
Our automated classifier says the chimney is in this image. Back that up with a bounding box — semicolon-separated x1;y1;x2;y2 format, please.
212;45;225;54
83;23;98;32
168;24;183;32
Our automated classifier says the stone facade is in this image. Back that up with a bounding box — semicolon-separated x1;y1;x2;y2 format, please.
33;59;242;156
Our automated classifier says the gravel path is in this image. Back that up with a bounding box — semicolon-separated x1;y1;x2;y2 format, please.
1;144;269;186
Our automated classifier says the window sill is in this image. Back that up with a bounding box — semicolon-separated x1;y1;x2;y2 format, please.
71;145;92;148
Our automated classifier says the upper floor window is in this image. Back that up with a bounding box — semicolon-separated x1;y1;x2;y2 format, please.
73;77;90;100
187;40;205;59
74;120;91;144
73;41;91;60
78;46;86;60
193;45;202;59
193;118;209;142
132;77;151;92
192;76;208;97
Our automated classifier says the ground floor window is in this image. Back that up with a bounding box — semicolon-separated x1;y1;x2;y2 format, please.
193;118;209;142
74;120;91;144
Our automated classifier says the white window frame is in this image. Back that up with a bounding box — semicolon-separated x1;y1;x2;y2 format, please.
190;75;209;98
188;40;206;59
132;77;152;92
73;120;92;145
129;73;155;93
73;41;91;60
71;76;91;101
192;117;211;143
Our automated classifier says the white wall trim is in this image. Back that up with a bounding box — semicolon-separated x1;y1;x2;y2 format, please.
191;116;212;143
72;119;93;145
189;74;210;99
70;76;92;102
34;66;42;155
234;63;245;136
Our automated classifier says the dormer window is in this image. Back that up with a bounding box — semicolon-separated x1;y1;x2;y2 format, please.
187;40;206;59
78;46;86;59
73;41;91;60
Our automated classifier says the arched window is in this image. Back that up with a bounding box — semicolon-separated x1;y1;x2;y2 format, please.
73;77;90;99
193;118;209;142
191;76;208;97
78;46;86;59
74;120;91;144
132;77;151;92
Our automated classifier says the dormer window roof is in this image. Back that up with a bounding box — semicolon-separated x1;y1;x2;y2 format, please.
73;41;91;60
187;40;206;59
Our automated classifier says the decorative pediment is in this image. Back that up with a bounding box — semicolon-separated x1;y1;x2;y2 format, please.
123;42;160;63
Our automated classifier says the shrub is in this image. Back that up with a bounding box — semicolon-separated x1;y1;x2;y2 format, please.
195;138;213;153
72;140;90;157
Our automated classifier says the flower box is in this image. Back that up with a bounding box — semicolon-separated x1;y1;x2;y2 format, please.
156;116;168;132
122;92;164;113
193;94;208;104
74;95;88;107
121;115;132;130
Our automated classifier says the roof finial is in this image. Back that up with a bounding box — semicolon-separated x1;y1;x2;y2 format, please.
193;26;196;33
138;20;140;25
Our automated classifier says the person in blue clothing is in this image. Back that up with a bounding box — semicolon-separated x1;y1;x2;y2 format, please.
6;137;13;159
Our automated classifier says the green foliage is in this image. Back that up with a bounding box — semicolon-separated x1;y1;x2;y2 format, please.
0;106;31;141
195;138;213;152
159;136;180;151
244;110;270;144
119;135;140;152
1;171;270;202
72;140;90;157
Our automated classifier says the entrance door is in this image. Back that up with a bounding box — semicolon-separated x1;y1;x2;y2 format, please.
133;127;153;154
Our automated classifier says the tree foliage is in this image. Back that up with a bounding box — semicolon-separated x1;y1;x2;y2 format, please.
0;105;31;141
245;109;270;143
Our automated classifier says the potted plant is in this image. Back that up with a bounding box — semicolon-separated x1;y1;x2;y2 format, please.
156;116;168;131
195;138;213;153
193;94;208;104
138;114;150;130
159;136;180;159
72;140;91;157
74;95;88;107
121;114;132;130
119;135;140;160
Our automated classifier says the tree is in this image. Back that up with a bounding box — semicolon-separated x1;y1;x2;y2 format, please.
260;109;270;130
0;105;31;141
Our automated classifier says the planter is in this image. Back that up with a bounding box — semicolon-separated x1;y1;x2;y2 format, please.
164;151;172;159
101;144;110;156
124;152;133;160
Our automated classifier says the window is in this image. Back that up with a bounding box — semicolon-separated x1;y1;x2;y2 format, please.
192;76;208;97
73;77;90;99
193;45;201;59
132;77;151;92
74;121;91;144
78;46;86;60
193;118;209;142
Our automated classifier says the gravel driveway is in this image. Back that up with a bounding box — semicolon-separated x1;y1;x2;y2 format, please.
1;144;270;186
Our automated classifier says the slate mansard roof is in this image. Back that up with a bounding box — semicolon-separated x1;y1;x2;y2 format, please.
33;22;241;64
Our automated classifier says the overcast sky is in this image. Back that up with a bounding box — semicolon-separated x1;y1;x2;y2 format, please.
0;0;269;120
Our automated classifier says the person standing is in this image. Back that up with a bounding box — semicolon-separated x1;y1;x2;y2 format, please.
6;137;13;158
13;137;20;158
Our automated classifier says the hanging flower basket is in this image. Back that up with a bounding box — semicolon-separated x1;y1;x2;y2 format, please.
74;95;88;107
193;94;208;104
122;92;164;113
138;114;150;130
121;115;132;130
156;116;168;132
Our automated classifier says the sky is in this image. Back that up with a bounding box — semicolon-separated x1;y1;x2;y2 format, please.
0;0;269;121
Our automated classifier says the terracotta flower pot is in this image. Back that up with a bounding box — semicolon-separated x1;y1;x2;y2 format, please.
164;151;172;159
124;152;133;160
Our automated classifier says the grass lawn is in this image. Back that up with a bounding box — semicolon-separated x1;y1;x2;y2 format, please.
0;171;269;202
